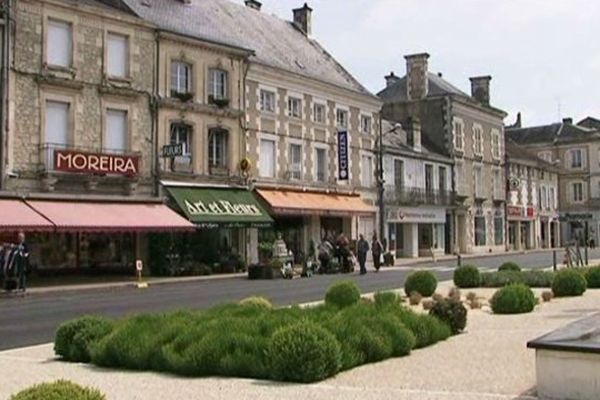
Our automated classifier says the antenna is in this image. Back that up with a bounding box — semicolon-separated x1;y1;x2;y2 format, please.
557;98;562;122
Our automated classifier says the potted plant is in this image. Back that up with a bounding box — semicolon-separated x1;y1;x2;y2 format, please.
172;91;194;103
258;241;273;263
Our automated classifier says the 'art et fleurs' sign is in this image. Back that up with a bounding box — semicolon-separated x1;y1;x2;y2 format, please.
185;199;263;216
54;150;139;177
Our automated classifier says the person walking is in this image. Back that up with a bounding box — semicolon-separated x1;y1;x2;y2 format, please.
15;232;29;293
356;234;369;275
372;232;383;272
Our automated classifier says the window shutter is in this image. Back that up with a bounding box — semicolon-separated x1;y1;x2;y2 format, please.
565;151;571;169
48;20;72;67
107;34;128;77
106;109;128;152
582;149;588;168
45;101;69;146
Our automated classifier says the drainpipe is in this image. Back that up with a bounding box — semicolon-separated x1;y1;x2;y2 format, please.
0;0;12;191
152;30;160;197
378;113;385;245
239;56;250;188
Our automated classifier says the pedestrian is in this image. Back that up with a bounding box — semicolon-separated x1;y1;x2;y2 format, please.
336;232;350;273
356;234;369;275
15;231;29;293
372;232;383;272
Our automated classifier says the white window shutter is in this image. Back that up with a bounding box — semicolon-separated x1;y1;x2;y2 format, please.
106;109;128;152
48;20;72;67
45;101;69;145
107;34;128;77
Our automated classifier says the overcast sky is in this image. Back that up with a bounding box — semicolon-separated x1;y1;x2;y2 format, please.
234;0;599;126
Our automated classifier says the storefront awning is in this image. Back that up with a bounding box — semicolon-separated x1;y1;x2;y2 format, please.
256;189;376;217
25;200;196;232
165;187;273;228
0;199;54;232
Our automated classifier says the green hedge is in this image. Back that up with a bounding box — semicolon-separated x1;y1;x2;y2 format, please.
54;316;113;363
552;269;587;297
57;280;456;383
480;270;554;288
453;265;481;288
404;270;438;297
490;284;536;314
498;262;521;272
10;380;105;400
584;266;600;288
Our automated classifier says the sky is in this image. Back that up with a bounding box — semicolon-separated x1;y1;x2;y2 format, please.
234;0;600;127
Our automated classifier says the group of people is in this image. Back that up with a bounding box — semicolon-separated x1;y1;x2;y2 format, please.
317;232;383;275
1;232;30;293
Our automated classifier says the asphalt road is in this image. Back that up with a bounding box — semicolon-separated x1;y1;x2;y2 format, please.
1;249;598;351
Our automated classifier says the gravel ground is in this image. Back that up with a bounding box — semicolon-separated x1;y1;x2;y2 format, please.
1;282;599;400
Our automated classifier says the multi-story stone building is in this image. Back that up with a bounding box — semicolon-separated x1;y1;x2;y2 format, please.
505;138;560;250
507;117;600;245
381;118;454;258
379;53;508;255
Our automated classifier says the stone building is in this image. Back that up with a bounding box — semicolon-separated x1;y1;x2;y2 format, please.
507;117;600;245
379;53;508;255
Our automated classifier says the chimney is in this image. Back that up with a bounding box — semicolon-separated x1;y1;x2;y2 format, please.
244;0;262;11
180;0;191;4
562;117;573;125
404;53;430;100
514;112;522;128
404;117;422;152
385;71;400;88
469;75;492;106
293;3;312;36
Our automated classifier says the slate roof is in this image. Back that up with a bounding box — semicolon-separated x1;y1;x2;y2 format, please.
505;137;558;171
578;116;600;130
381;120;453;164
119;0;373;96
377;72;469;103
507;121;600;145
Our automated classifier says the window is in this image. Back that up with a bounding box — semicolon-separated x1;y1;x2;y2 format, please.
394;159;404;188
315;147;327;182
438;166;447;193
572;182;584;203
259;138;276;178
170;61;191;96
289;143;302;180
475;215;486;246
570;149;583;169
287;97;302;118
169;123;192;172
45;100;69;146
361;115;372;134
541;186;547;209
474;166;484;198
208;69;227;100
454;119;464;150
361;155;373;187
538;151;552;162
425;164;434;193
491;130;500;159
47;20;72;67
260;90;276;113
494;216;503;245
313;103;326;124
336;109;348;129
549;187;555;209
107;33;128;78
473;126;483;155
493;169;502;199
105;109;128;152
433;224;445;249
208;129;228;169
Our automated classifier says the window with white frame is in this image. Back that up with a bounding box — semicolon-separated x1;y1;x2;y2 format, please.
47;20;72;68
170;61;191;96
313;103;326;124
361;154;373;187
105;109;128;152
474;126;483;155
169;123;192;172
288;97;302;118
107;33;128;78
572;182;584;203
45;100;69;147
336;109;348;129
289;143;302;180
570;149;583;169
361;115;372;134
208;69;227;100
475;215;486;246
315;147;327;182
259;138;276;178
538;151;552;162
549;187;555;209
474;165;484;198
454;119;464;151
541;186;547;209
208;128;228;169
493;169;502;199
260;90;276;113
491;130;500;159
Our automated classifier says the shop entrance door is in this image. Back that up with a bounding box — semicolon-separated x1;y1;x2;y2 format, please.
321;217;344;241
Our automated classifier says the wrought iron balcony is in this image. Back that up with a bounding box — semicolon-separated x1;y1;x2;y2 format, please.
384;185;455;206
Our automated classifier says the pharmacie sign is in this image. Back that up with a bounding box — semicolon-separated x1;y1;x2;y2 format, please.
184;199;263;217
54;150;139;177
337;130;349;181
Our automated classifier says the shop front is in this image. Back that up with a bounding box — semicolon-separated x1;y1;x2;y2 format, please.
507;205;536;250
559;212;595;247
386;206;448;258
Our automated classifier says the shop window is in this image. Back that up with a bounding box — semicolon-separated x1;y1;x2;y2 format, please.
494;216;503;245
105;109;128;153
336;109;348;129
475;216;486;246
47;19;72;68
170;61;191;96
289;143;302;180
260;89;276;112
208;128;228;171
361;154;373;187
259;138;276;178
313;103;326;124
433;223;445;249
288;97;302;118
107;32;129;78
169;123;192;173
208;68;228;101
315;147;327;182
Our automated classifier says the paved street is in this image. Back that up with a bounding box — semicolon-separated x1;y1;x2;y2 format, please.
1;249;599;351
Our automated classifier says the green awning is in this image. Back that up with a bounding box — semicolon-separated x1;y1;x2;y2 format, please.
166;186;273;228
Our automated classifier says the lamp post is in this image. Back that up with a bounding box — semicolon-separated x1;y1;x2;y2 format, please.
377;117;402;248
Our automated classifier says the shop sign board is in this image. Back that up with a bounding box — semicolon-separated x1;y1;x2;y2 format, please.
386;207;446;223
161;143;183;158
54;150;139;177
507;206;522;218
527;207;535;218
184;199;263;217
559;213;594;222
337;130;349;181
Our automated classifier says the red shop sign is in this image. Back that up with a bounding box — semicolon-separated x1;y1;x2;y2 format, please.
527;207;535;218
54;150;139;177
507;206;522;217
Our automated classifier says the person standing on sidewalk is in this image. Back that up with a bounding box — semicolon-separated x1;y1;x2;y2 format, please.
357;234;369;275
15;232;30;293
372;232;383;272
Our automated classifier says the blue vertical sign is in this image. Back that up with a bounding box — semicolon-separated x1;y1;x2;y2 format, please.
337;130;349;180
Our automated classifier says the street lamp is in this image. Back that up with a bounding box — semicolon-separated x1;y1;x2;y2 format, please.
377;118;402;247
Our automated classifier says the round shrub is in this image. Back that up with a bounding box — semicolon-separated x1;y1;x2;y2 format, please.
239;296;273;309
324;281;361;308
498;262;521;272
490;284;536;314
54;316;113;363
429;298;468;334
552;269;587;297
404;270;437;297
454;265;481;288
584;266;600;288
10;380;105;400
268;322;341;382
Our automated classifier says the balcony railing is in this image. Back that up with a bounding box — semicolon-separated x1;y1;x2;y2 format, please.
384;186;454;206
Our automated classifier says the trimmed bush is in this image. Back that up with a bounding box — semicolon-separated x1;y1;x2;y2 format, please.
374;291;402;308
239;296;273;309
404;270;437;297
498;262;521;272
268;322;341;382
490;284;536;314
429;298;468;334
453;265;481;288
54;316;113;363
521;271;554;288
584;266;600;288
10;380;105;400
396;308;451;348
481;270;554;288
324;281;361;308
552;269;587;297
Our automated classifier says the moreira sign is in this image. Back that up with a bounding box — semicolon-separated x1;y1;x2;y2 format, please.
54;150;139;177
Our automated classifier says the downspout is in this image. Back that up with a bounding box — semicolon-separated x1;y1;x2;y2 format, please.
0;0;12;190
152;30;160;197
378;112;384;244
239;56;250;187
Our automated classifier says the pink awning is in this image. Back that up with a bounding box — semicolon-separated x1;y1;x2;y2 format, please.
26;200;195;232
0;199;54;231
